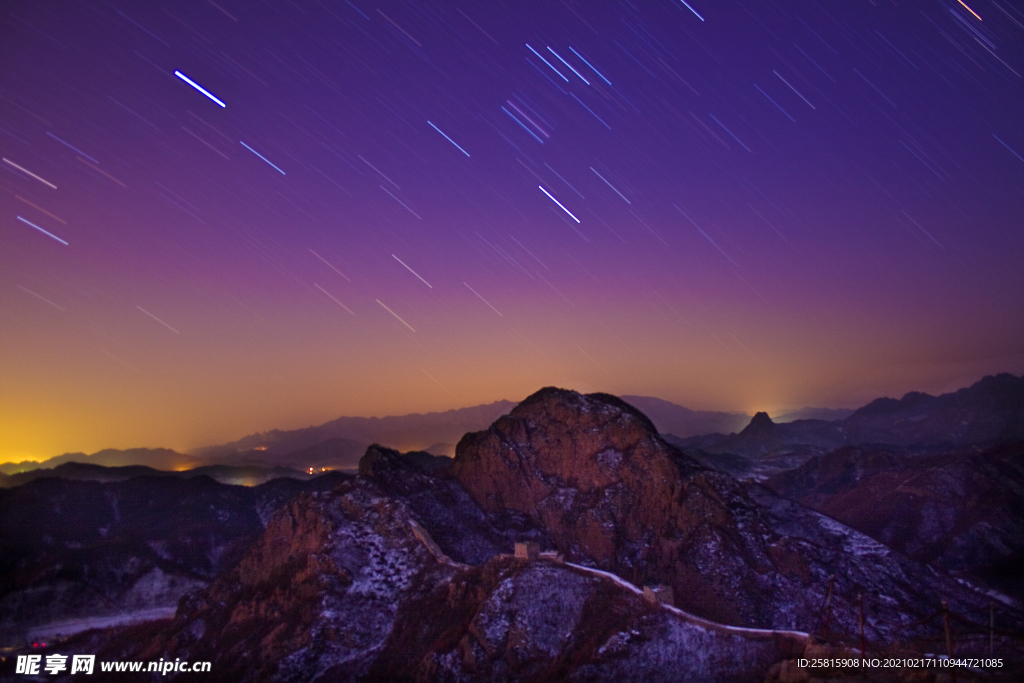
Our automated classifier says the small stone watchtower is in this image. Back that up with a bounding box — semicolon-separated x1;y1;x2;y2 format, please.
514;541;539;559
643;584;674;606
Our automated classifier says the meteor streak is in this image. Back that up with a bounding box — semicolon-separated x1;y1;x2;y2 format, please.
174;70;226;107
539;186;580;223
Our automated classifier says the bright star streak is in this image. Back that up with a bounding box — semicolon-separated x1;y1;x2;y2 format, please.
754;84;795;121
901;211;945;250
957;0;983;20
314;284;355;314
538;186;580;223
677;0;705;21
174;70;226;107
17;216;68;245
426;121;470;156
136;306;180;334
526;44;568;81
590;167;630;204
379;186;422;219
708;114;752;152
392;254;433;288
502;107;544;144
698;228;739;267
17;285;65;311
773;71;815;109
570;93;611;129
309;249;351;281
993;134;1024;163
569;47;611;85
3;158;56;188
547;47;590;84
46;132;99;164
376;299;415;332
240;141;286;175
464;282;503;317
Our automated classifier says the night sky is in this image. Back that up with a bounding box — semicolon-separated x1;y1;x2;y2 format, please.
2;0;1023;462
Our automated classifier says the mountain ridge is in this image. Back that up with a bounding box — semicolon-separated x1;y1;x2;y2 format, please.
675;373;1024;460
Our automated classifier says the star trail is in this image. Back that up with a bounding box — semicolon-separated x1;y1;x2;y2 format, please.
1;0;1022;461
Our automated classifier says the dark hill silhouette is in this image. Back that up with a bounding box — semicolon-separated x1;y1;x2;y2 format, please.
0;448;197;476
0;461;308;488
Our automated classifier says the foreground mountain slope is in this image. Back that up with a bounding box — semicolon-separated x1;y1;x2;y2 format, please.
98;478;807;683
131;480;463;683
766;441;1024;603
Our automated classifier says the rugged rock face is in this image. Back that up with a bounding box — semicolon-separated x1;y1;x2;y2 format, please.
452;389;704;590
358;445;548;565
766;442;1024;602
450;388;1010;636
126;479;463;682
452;390;695;581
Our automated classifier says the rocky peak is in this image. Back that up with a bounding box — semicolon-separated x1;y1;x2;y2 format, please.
451;387;780;623
741;411;775;434
130;479;462;682
451;387;692;528
509;386;660;433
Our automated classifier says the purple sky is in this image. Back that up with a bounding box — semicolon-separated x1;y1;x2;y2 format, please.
1;0;1023;461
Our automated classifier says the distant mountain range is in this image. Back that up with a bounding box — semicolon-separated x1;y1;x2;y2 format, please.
675;373;1024;459
0;448;196;476
2;397;757;474
191;400;520;459
5;374;1019;479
